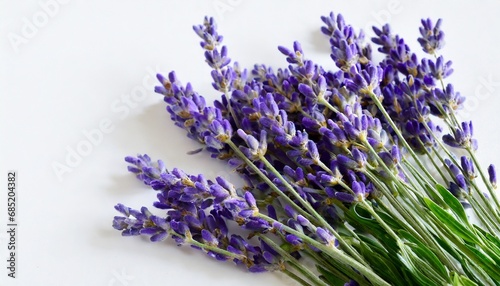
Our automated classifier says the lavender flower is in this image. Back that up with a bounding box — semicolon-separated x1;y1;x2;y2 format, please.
488;164;497;188
426;56;453;80
320;12;346;37
331;40;360;71
237;129;268;160
345;65;383;95
278;41;305;66
115;155;287;271
418;18;445;54
442;121;478;150
430;84;465;115
114;13;500;286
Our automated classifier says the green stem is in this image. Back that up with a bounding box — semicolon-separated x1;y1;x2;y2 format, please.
318;97;340;114
466;148;500;212
226;140;318;225
367;91;438;185
399;162;425;193
426;138;500;230
257;213;390;286
417;138;449;183
365;171;425;240
305;249;371;286
465;193;498;234
421;122;459;167
335;177;402;243
363;141;437;212
305;250;350;283
364;169;461;274
360;200;400;241
259;235;329;286
318;158;404;241
470;180;500;222
185;237;245;261
426;210;500;281
258;155;368;267
430;146;459;182
363;142;450;241
283;269;310;286
429;145;500;233
421;106;500;224
402;160;438;201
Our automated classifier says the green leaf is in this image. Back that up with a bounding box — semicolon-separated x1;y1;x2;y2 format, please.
458;277;479;286
464;244;497;269
452;272;478;286
356;235;408;286
398;250;436;286
317;265;345;286
433;234;462;262
398;230;449;281
474;225;500;253
461;257;498;286
424;183;447;207
471;226;500;266
435;183;468;223
424;198;480;244
357;234;387;254
346;205;398;251
373;208;403;231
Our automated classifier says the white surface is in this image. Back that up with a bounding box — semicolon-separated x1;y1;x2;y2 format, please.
1;1;500;285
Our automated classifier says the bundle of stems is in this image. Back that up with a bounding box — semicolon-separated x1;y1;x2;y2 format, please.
112;12;500;286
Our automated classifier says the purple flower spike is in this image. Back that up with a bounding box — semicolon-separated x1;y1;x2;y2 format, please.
286;234;303;246
352;148;367;168
488;165;497;188
114;13;500;280
320;12;345;36
379;152;395;169
334;192;355;203
237;129;268;159
346;65;383;95
427;56;453;80
209;118;233;142
278;41;305;65
296;215;310;227
316;227;335;245
456;174;468;190
267;206;277;220
391;145;401;164
243;217;271;232
284;205;298;219
306;140;320;164
201;229;218;246
345;280;360;286
371;24;395;55
352;181;366;201
337;155;358;170
442;121;477;150
210;184;230;203
244;192;257;208
331;40;359;71
418;18;445;54
248;266;267;273
460;156;475;180
298;83;315;99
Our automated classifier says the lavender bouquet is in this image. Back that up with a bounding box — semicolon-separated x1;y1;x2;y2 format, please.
112;12;500;286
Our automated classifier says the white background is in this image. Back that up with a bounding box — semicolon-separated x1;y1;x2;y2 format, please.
1;1;500;285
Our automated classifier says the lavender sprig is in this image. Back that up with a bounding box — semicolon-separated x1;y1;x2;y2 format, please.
113;12;500;286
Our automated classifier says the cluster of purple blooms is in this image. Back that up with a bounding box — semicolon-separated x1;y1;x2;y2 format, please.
114;154;281;272
113;12;498;285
